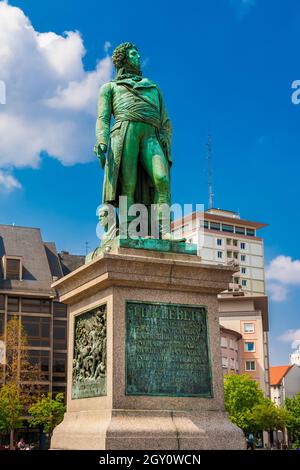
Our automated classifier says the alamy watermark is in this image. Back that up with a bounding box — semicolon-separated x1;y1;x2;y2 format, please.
95;198;205;255
0;80;6;105
291;80;300;104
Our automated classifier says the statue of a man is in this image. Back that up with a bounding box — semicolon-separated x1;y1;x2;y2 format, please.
94;42;172;238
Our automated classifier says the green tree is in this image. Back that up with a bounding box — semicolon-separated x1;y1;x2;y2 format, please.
285;393;300;449
0;383;23;449
1;317;43;408
28;393;66;435
252;399;289;434
224;373;264;432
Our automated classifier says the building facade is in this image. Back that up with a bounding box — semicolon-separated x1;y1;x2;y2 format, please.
172;208;270;395
172;208;267;295
219;291;270;396
220;325;242;375
290;345;300;366
0;225;84;398
270;364;300;406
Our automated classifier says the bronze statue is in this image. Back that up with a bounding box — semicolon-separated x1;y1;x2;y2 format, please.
94;42;173;238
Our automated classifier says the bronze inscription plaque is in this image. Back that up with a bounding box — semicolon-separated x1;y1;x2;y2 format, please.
126;301;212;397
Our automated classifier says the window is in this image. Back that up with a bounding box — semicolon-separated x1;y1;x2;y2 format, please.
222;357;228;368
246;228;255;237
217;251;223;259
0;295;4;310
233;277;240;284
241;255;246;262
21;316;50;347
245;361;256;371
22;298;51;314
230;358;235;369
53;302;67;318
53;321;67;350
235;226;245;235
221;337;228;348
7;297;19;312
244;323;255;333
210;222;220;231
226;238;232;245
245;341;255;352
53;353;67;382
5;257;22;280
222;224;234;233
217;239;222;246
242;280;247;286
229;339;234;349
200;220;209;229
233;239;238;247
240;242;246;249
227;251;232;258
234;252;238;259
241;267;246;274
22;350;50;381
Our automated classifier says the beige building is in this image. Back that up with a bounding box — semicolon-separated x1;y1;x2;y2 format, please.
172;208;267;295
220;325;242;375
219;291;270;396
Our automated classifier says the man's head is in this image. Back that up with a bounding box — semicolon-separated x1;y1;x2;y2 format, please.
112;42;141;75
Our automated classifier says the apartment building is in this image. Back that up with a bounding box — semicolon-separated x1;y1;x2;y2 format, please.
172;208;267;295
172;208;270;395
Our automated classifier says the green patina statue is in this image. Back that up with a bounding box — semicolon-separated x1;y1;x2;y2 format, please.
94;42;172;238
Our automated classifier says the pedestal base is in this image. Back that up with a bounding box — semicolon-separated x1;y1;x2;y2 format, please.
51;247;245;450
51;409;245;450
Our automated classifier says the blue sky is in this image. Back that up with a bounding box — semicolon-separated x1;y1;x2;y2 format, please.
0;0;299;365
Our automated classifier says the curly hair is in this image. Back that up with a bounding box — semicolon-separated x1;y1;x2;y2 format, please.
112;42;138;70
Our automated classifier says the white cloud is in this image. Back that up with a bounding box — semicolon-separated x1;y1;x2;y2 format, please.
278;329;300;349
104;41;112;54
267;283;288;302
0;170;22;191
266;256;300;285
0;1;112;188
266;255;300;302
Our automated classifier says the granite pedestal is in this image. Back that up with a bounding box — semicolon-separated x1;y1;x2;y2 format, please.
50;246;245;450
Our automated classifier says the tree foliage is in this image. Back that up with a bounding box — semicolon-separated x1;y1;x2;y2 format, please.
1;316;43;407
284;393;300;449
28;393;66;434
0;383;24;449
224;373;264;432
224;374;291;437
251;399;289;432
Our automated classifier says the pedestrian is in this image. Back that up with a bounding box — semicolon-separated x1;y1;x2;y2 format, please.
17;438;26;450
247;432;255;450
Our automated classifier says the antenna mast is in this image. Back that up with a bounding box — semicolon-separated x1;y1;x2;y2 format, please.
207;132;214;209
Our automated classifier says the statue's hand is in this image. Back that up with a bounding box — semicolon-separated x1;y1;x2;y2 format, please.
94;143;107;169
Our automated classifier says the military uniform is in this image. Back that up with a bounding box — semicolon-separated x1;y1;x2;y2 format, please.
96;74;172;208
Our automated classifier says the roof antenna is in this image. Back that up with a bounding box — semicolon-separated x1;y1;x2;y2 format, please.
85;241;90;256
207;131;214;209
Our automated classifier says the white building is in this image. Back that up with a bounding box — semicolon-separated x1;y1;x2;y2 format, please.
172;208;267;295
270;365;300;406
290;345;300;366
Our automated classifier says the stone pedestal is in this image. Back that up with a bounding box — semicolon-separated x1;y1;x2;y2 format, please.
50;247;245;450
